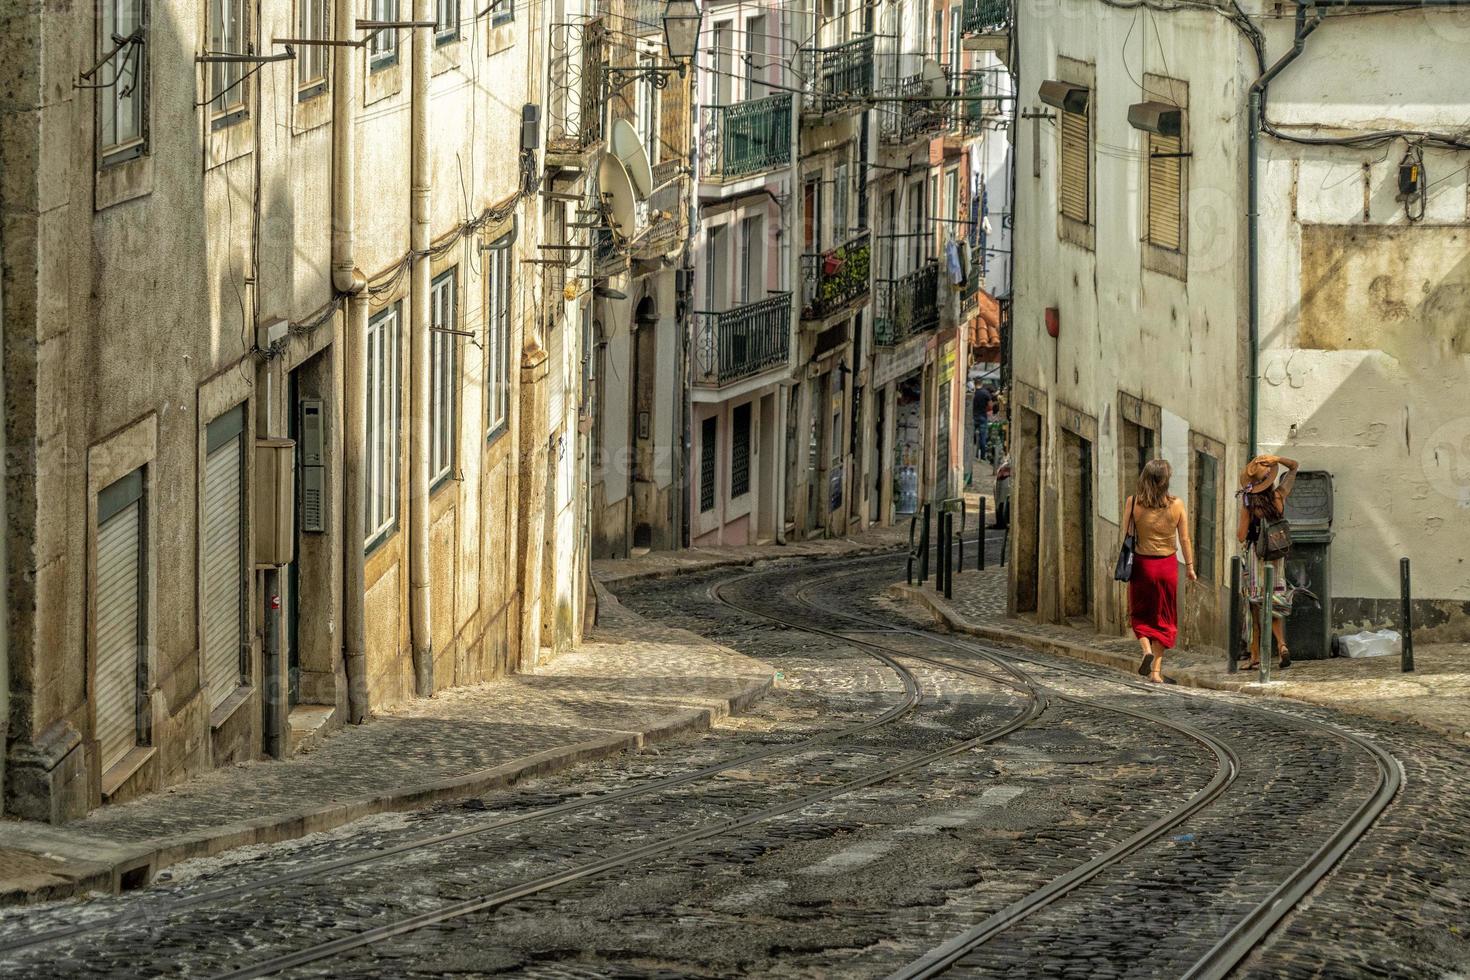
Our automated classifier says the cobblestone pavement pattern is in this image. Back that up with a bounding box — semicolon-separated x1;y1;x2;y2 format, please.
0;548;1465;978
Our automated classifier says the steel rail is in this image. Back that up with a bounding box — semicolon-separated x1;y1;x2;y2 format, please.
797;555;1400;980
206;571;1044;979
0;569;929;957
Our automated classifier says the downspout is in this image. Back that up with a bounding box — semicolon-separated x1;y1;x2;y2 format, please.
408;0;434;696
1247;2;1319;456
333;0;370;723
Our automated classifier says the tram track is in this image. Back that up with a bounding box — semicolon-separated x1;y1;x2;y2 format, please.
792;556;1402;980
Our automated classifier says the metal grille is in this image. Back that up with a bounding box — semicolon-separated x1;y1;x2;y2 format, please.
547;21;604;153
1195;450;1219;582
692;293;792;386
731;403;751;498
701;94;793;180
700;416;717;513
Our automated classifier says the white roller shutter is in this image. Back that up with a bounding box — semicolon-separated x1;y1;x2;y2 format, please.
203;409;245;709
96;474;143;772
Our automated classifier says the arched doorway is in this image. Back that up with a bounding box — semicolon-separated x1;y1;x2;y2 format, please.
630;295;658;552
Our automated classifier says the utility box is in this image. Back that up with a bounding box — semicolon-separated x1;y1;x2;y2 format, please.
1282;470;1333;660
255;437;296;568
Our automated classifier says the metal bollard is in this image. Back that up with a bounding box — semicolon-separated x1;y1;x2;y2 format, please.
1401;557;1415;673
918;504;931;584
1260;564;1274;684
957;503;966;574
1226;556;1242;674
943;513;954;599
978;497;988;571
906;515;917;585
937;512;949;594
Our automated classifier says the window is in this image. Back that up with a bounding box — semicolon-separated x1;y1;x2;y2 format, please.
490;0;512;27
1059;95;1091;224
739;216;763;304
949;7;962;79
712;23;732;104
298;0;329;97
436;0;460;43
833;163;849;241
208;0;250;122
1194;449;1219;583
636;51;660;167
1147;130;1183;251
96;469;146;771
486;235;513;436
745;15;766;99
99;0;147;164
430;269;458;487
731;403;751;498
366;303;401;549
203;405;246;710
705;224;729;311
368;0;398;69
700;416;717;512
945;168;959;222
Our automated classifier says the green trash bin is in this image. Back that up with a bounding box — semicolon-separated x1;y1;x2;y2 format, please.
1282;471;1334;660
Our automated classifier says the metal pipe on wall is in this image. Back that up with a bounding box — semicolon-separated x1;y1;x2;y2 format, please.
333;0;369;724
408;0;434;697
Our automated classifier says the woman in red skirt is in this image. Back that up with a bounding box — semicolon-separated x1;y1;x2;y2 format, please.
1124;459;1197;683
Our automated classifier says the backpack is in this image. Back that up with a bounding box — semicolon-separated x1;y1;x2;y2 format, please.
1246;491;1291;561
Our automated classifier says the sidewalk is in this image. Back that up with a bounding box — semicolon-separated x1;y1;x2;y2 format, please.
893;564;1470;743
0;527;912;908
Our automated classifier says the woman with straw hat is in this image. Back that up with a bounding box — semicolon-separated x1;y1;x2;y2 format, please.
1237;453;1300;670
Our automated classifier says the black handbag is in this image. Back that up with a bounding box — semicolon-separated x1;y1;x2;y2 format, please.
1114;498;1137;582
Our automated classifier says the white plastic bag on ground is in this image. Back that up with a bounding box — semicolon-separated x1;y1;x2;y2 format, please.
1337;629;1401;658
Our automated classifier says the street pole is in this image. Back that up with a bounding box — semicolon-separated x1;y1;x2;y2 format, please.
1260;564;1274;685
1227;556;1242;673
1400;557;1415;673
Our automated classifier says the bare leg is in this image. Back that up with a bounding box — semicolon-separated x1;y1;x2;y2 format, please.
1137;636;1154;676
1273;617;1289;667
1150;651;1164;683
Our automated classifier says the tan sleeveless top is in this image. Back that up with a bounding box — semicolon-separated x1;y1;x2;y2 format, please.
1127;496;1187;558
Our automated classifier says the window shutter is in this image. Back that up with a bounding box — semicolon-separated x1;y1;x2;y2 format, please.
96;486;143;771
1148;132;1183;251
203;423;245;709
1059;108;1089;224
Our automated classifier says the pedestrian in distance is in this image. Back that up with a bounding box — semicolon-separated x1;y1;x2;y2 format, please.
973;383;994;461
1124;459;1197;683
1236;453;1301;671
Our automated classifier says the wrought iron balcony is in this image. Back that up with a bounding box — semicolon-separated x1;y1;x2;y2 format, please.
693;293;793;386
632;176;686;259
959;71;1004;132
800;229;872;322
877;72;950;145
962;0;1009;36
804;35;875;116
874;261;940;347
700;94;793;180
547;21;604;157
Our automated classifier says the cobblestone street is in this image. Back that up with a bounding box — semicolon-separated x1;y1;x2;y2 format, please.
2;549;1466;978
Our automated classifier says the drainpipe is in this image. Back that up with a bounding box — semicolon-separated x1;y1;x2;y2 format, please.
333;0;369;724
1246;2;1319;456
408;0;434;697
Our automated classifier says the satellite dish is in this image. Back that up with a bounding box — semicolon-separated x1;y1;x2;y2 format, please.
609;119;654;200
919;59;947;100
597;153;638;239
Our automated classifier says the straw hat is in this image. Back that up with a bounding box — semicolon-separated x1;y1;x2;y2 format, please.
1239;455;1279;494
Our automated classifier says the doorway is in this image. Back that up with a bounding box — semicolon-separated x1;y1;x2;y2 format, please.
631;298;658;552
1060;427;1094;622
1013;407;1043;614
757;392;778;542
287;349;333;714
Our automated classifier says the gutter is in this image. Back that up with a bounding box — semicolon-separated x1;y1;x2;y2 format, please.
408;0;434;697
333;0;370;723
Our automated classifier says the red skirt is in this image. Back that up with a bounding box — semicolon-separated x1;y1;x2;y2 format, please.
1130;554;1179;650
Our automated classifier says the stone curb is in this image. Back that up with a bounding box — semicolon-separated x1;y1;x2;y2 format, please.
892;583;1470;743
0;590;775;909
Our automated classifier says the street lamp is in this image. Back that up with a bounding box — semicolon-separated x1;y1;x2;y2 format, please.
662;0;701;67
604;0;702;95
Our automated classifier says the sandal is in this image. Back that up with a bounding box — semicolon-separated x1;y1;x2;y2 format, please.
1138;654;1155;677
1278;647;1291;670
1148;672;1164;684
1240;660;1259;672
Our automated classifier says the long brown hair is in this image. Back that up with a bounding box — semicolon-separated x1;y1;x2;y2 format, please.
1137;458;1173;510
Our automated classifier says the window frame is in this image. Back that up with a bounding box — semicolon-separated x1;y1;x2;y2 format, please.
368;0;399;71
486;234;513;440
636;49;661;168
297;0;330;98
430;268;459;490
436;0;460;44
489;0;513;28
731;402;752;499
365;303;403;552
99;0;149;166
1190;435;1224;585
207;0;251;127
699;415;717;513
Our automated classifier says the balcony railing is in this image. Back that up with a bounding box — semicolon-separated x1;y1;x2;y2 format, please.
547;21;604;155
873;261;941;346
877;72;950;145
633;176;685;258
962;0;1009;35
800;229;871;322
701;94;793;180
804;35;875;115
693;293;792;386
